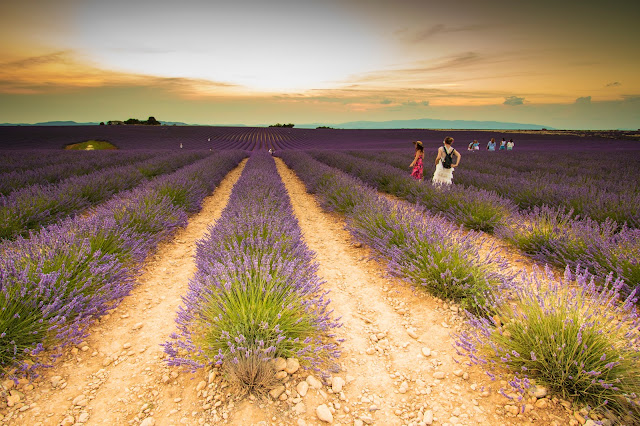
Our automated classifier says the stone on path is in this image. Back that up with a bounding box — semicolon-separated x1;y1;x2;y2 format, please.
285;358;300;374
316;404;333;423
296;381;309;397
140;418;155;426
433;371;445;379
331;376;345;393
306;375;322;390
269;385;285;399
293;402;306;415
424;410;433;425
533;385;548;398
274;357;287;371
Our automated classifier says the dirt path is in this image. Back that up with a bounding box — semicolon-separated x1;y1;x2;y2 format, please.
5;159;247;426
271;159;571;426
2;157;573;426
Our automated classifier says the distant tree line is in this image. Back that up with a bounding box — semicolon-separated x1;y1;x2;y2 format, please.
107;116;161;126
269;123;295;128
316;126;334;129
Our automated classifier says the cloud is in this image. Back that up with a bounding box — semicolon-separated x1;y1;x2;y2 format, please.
380;99;392;104
397;24;487;43
346;51;532;89
3;51;72;68
504;96;525;106
575;96;592;105
606;81;621;87
411;52;482;73
0;50;241;96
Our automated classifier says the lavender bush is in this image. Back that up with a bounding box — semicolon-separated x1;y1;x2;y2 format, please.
308;150;517;233
0;151;84;173
0;151;158;196
496;206;640;290
164;153;340;390
279;151;511;314
0;151;208;240
343;150;640;291
362;149;640;228
455;267;640;423
348;196;510;314
0;151;246;378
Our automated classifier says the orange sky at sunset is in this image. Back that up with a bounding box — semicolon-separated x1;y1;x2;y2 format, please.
1;0;638;129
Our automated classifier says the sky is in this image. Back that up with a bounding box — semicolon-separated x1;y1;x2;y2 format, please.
0;0;639;129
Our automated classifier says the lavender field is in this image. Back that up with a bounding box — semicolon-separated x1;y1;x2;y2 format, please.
1;126;639;426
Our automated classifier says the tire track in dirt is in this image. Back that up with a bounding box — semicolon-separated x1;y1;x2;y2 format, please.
274;158;550;426
9;159;247;426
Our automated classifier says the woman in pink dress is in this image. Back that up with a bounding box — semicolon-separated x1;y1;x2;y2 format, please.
409;140;424;181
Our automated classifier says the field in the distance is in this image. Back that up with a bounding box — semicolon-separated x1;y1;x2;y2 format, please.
1;125;639;152
1;126;639;426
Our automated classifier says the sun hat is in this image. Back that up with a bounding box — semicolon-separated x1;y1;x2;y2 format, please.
413;140;423;147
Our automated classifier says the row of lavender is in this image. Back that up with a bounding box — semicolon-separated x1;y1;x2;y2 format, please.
278;151;640;423
354;149;640;228
0;151;246;378
0;151;209;240
164;153;339;388
278;151;510;314
0;151;100;173
307;151;640;292
0;151;160;196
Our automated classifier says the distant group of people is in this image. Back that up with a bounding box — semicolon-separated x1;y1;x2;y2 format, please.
475;137;514;152
410;136;460;185
409;135;517;185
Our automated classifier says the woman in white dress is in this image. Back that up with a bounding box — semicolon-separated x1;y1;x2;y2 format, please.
432;137;461;185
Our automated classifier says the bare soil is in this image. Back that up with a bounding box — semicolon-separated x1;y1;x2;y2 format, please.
0;158;575;426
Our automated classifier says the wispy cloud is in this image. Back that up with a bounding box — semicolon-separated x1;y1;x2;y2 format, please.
346;50;536;90
606;81;621;87
393;52;483;74
396;24;487;44
3;51;72;68
504;96;525;106
0;50;241;96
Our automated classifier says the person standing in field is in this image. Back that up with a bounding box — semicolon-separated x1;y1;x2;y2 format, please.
500;138;507;150
432;136;461;185
487;138;496;151
507;139;515;150
409;140;424;181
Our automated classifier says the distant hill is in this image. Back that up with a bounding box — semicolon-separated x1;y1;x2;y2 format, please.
0;118;552;129
0;121;100;126
0;120;248;127
297;118;553;130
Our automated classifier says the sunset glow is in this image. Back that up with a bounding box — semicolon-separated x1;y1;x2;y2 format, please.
1;0;638;128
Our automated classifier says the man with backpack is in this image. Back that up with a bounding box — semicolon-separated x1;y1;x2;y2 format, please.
431;136;461;185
